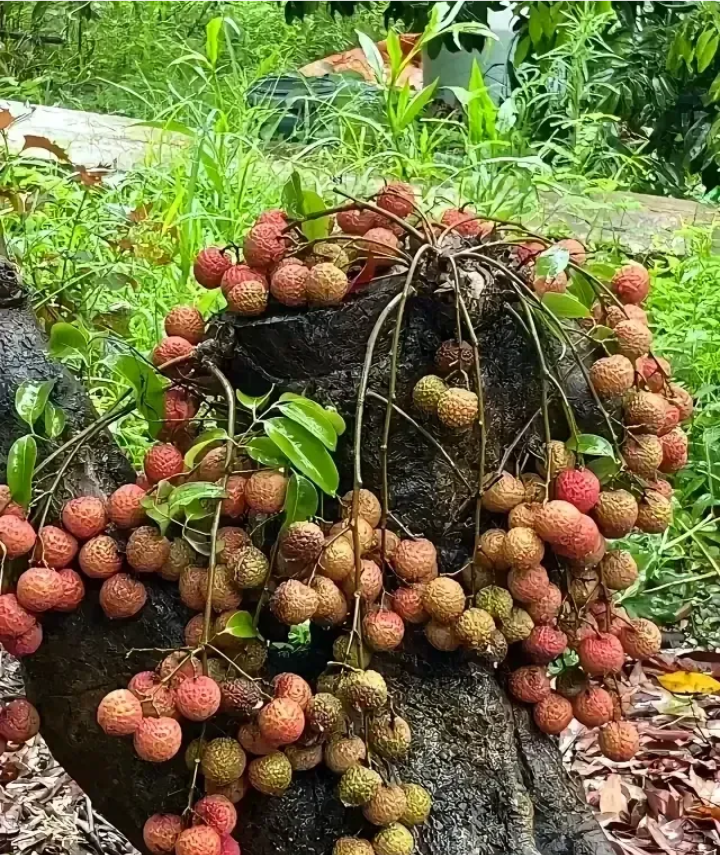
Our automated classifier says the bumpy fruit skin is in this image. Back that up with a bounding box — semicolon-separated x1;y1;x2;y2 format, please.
507;564;549;604
422;577;466;624
160;537;195;582
233;546;269;589
143;813;182;855
600;550;638;590
165;305;205;345
144;443;185;484
606;304;648;328
16;567;62;612
636;354;671;392
272;673;312;711
333;838;374;855
578;632;625;675
271;580;319;625
226;279;268;316
97;689;143;736
437;387;479;429
194;247;232;289
623;435;663;478
36;525;78;569
533;692;574;735
612;262;650;304
0;516;36;558
0;594;36;638
341;559;383;604
248;751;293;796
400;783;432;826
593;490;638;539
504;526;545;570
237;721;278;756
555;238;586;265
659;427;688;473
344;670;388;712
455;607;495;648
220;264;268;298
219;836;241;855
175;676;222;722
363;609;405;651
554;469;600;514
373;823;414;855
363;784;408;826
107;483;147;529
152;336;194;369
270;262;309;307
340;488;382;528
79;535;123;579
440;206;492;238
193;795;237;835
474;585;512;621
599;720;639;761
0;621;43;657
127;526;171;573
572;686;614;727
244;470;287;514
258;698;305;745
337;206;378;234
202;738;247;784
636;490;672;534
412;374;448;414
523;625;568;664
615;319;652;359
0;698;40;742
221;678;263;718
133;716;182;762
501;607;535;643
435;339;473;375
280;521;324;564
243;222;287;271
337;765;382;807
619;618;662;658
324;735;366;775
221;475;247;519
391;586;427;624
508;665;551;704
394;538;437;583
667;384;693;421
99;573;147;619
175;826;222;855
162;387;198;434
590;354;635;397
378;182;415;218
482;471;525;513
54;568;85;612
526;583;562;624
304;262;348;305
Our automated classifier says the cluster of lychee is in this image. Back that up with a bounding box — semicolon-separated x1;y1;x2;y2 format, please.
412;339;478;429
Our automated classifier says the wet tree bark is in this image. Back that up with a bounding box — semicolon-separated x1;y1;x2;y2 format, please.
0;257;613;855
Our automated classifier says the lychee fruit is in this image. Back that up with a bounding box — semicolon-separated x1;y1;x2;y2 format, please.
162;387;198;435
97;688;143;736
244;470;287;514
180;566;209;610
304;262;348;306
35;525;78;569
143;814;182;855
220;678;263;718
363;609;405;650
392;585;429;624
280;521;324;564
636;354;671;392
533;692;574;734
435;338;473;375
220;263;268;296
79;535;123;579
611;262;650;304
226;279;268;316
144;443;184;484
311;573;349;628
421;577;466;624
615;319;652;359
507;564;550;604
15;566;62;612
618;618;662;658
526;583;562;624
202;737;247;784
272;673;312;711
578;632;625;675
363;784;408;826
659;427;688;473
221;474;247;519
193;795;237;836
437;387;478;429
99;573;147;619
270;580;318;625
378;182;415;218
165;305;205;345
175;826;222;855
337;207;377;234
590;354;635;397
600;550;638;590
54;568;85;612
440;206;492;237
0;594;36;638
337;764;382;807
636;490;672;534
476;528;510;570
501;607;535;643
509;503;542;532
508;665;551;704
623;434;663;478
175;676;222;721
667;384;693;421
503;526;545;570
0;515;36;558
554;469;600;513
556;238;586;265
324;736;367;774
598;720;639;761
572;685;614;727
593;490;638;539
605;303;648;328
160;537;195;582
412;374;447;414
270;262;309;307
0;699;40;743
533;270;568;296
341;558;383;603
247;751;292;796
522;625;568;664
455;607;495;648
514;240;546;266
194;247;232;289
233;546;269;588
623;391;668;435
258;698;305;745
107;483;147;529
393;538;437;583
152;336;194;369
126;525;171;573
360;227;400;264
243;222;288;271
482;471;525;513
340;488;382;528
0;622;43;657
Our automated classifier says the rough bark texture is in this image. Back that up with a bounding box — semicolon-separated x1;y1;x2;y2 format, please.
0;256;614;855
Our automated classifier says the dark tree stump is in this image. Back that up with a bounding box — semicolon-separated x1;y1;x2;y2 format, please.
0;258;613;855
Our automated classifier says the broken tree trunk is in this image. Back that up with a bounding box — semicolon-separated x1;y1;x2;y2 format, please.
1;257;613;855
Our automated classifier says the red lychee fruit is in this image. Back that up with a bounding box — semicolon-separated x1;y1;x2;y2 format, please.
572;686;614;727
393;538;438;583
163;387;199;434
0;698;40;743
257;209;288;227
508;665;552;704
526;583;562;625
257;698;305;746
226;279;268;316
0;621;42;657
522;625;568;665
126;526;171;573
533;692;574;734
175;826;222;855
0;516;36;558
97;688;143;736
221;475;247;519
553;515;602;562
392;586;429;624
133;716;182;762
377;182;415;219
589;355;635;398
35;525;78;569
439;207;492;238
54;569;85;612
362;609;405;651
152;336;194;369
0;594;36;638
598;720;639;761
337;207;378;235
79;535;123;579
659;427;688;473
556;238;586;266
107;483;147;529
270;263;309;307
553;469;600;514
143;813;182;855
667;384;693;422
578;632;625;675
514;240;546;266
593;490;638;539
636;355;671;393
219;836;240;855
611;262;650;304
99;573;147;619
144;443;185;484
193;795;237;835
244;470;287;514
615;319;652;359
618;618;662;659
605;304;648;328
220;264;268;297
243;222;288;271
507;564;550;604
533;500;581;544
194;247;232;289
165;305;205;345
360;227;400;265
175;676;222;722
129;671;180;718
16;566;62;612
272;673;313;711
62;496;107;540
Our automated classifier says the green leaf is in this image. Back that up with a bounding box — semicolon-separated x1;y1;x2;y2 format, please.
535;246;570;279
357;30;384;81
587;456;621;484
205;16;223;67
143;500;172;535
385;28;403;78
113;354;166;436
48;322;89;359
43;401;66;439
15;380;55;427
514;34;531;66
696;30;718;73
278;393;346;435
586;262;617;283
282;170;304;219
710;70;720;102
222;610;260;639
300;190;331;242
236;387;273;412
397;80;438;131
167;482;226;516
264;417;339;495
245;437;288;468
590;325;614;342
567;271;595;308
7;435;37;508
278;400;337;451
324;406;346;436
528;8;544;46
184;429;229;469
196;287;226;316
566;434;616;458
541;292;591;319
283;473;319;527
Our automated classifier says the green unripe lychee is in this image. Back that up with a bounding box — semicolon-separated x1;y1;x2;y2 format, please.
400;783;432;826
337;765;382;807
412;375;447;414
475;585;513;621
373;822;414;855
